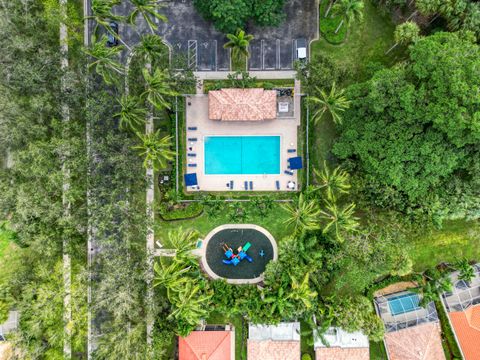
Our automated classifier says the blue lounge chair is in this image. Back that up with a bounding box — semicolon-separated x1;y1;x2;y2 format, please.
188;126;197;130
244;181;248;190
287;149;296;153
187;153;196;157
230;180;234;189
275;180;280;190
188;137;197;142
284;170;294;176
188;164;197;168
249;181;253;190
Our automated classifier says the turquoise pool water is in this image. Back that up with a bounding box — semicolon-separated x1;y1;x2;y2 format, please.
205;136;280;175
388;293;421;315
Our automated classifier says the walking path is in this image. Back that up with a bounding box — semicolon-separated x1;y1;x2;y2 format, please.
194;70;297;80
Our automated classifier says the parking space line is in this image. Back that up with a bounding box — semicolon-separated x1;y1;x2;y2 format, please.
276;39;280;70
214;40;217;71
188;40;197;70
261;40;265;70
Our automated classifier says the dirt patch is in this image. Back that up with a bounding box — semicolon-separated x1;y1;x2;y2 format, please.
374;281;418;297
0;343;13;360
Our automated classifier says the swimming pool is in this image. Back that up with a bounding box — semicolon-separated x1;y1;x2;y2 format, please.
204;136;280;175
388;293;421;316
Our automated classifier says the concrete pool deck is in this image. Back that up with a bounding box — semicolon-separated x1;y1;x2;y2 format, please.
185;88;300;192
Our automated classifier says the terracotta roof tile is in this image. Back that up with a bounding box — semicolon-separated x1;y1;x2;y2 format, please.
315;347;369;360
247;339;300;360
384;323;446;360
449;304;480;360
179;331;232;360
208;88;277;121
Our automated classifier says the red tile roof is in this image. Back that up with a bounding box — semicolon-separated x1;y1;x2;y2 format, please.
179;331;232;360
449;304;480;360
208;88;277;121
247;339;300;360
315;347;369;360
384;323;446;360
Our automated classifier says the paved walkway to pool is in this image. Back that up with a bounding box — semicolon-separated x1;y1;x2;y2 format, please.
185;88;300;192
200;224;278;285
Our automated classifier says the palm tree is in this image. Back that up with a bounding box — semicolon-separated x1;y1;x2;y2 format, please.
115;95;147;130
85;36;125;85
132;130;175;170
332;0;364;34
310;82;350;125
394;21;420;45
281;194;321;233
319;201;359;241
127;0;167;33
136;34;167;65
313;161;351;201
456;258;475;286
87;0;123;32
264;287;295;318
287;273;317;309
141;67;177;110
167;228;199;258
224;29;254;59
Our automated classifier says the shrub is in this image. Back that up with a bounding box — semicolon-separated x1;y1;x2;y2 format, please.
302;354;312;360
159;202;204;221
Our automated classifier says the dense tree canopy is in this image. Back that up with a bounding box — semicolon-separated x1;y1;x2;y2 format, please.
193;0;286;33
333;32;480;218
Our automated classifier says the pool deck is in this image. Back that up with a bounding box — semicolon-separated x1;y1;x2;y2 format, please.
185;84;300;192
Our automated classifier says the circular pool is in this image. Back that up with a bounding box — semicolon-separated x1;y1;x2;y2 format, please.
201;224;278;284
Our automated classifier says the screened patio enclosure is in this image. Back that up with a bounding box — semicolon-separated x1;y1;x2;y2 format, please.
374;291;439;333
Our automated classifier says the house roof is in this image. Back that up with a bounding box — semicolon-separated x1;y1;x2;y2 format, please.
208;88;277;121
179;331;232;360
247;340;300;360
449;304;480;360
248;323;301;360
315;347;370;360
384;322;446;360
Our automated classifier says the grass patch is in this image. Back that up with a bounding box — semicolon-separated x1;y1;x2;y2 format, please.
312;0;399;83
319;0;347;44
435;300;463;360
408;220;480;271
369;341;388;360
0;222;15;259
203;78;294;93
155;202;293;247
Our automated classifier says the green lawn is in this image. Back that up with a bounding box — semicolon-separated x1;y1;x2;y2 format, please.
312;0;400;84
369;341;388;360
300;320;314;359
155;203;293;247
0;222;14;259
408;219;480;271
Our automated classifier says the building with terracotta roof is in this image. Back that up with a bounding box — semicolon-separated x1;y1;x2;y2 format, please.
178;329;234;360
247;322;301;360
208;88;277;121
374;290;446;360
314;327;369;360
384;322;445;360
441;263;480;360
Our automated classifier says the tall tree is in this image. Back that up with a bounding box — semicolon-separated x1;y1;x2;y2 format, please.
127;0;167;33
310;82;350;125
141;67;177;110
319;201;359;241
313;162;351;201
282;194;321;233
85;36;125;85
332;0;364;34
133;130;175;171
115;95;148;131
223;29;254;59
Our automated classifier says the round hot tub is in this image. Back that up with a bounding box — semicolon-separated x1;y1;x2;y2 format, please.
201;224;278;284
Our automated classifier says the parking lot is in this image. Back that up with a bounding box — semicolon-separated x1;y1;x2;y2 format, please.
156;0;318;71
